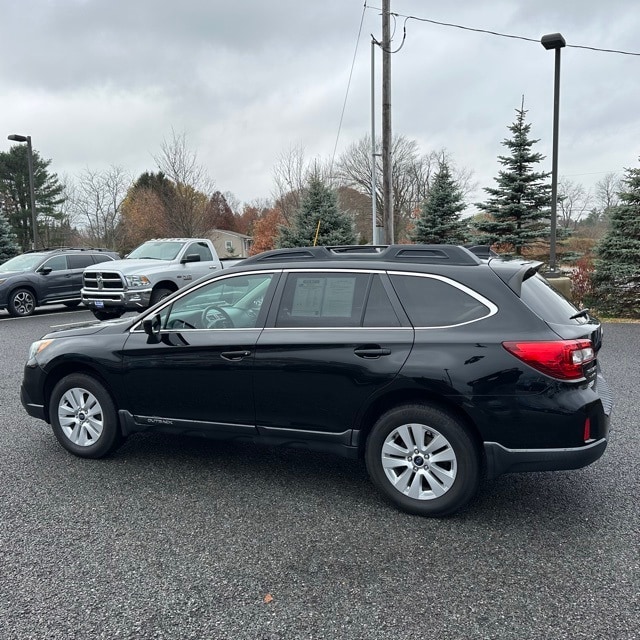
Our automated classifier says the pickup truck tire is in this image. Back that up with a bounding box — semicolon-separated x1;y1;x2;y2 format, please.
150;287;174;306
92;309;125;321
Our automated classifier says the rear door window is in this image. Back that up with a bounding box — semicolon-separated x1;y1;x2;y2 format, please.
67;255;95;269
275;272;369;328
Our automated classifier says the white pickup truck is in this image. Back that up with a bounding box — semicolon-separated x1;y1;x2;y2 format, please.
81;238;223;320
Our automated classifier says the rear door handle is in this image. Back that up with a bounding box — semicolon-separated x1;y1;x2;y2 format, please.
354;347;391;359
220;350;251;361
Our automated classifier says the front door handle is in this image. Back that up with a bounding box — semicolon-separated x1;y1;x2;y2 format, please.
220;350;251;361
354;347;391;359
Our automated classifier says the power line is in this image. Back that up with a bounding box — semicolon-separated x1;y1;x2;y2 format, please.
330;1;368;176
364;7;640;57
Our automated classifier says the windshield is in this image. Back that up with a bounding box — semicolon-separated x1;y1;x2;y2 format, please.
0;253;45;273
127;241;184;261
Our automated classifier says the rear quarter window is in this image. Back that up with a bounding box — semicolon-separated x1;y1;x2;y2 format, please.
389;273;495;327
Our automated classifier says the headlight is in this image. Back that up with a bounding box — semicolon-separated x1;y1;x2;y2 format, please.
124;275;151;288
28;339;54;361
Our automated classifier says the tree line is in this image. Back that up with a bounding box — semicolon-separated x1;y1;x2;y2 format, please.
1;107;638;316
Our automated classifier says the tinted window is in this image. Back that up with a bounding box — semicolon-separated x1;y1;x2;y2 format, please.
363;276;400;327
185;242;214;262
521;274;587;325
92;254;115;264
276;273;369;328
67;255;95;269
41;255;67;272
390;274;491;327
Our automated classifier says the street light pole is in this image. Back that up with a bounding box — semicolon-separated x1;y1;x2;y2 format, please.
541;33;566;273
7;133;39;250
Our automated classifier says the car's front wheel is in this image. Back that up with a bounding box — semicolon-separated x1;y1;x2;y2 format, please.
91;309;124;321
365;404;480;517
8;288;36;317
49;373;123;458
150;287;174;306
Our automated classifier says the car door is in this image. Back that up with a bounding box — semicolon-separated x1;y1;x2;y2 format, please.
253;270;414;439
37;255;71;301
179;241;221;284
66;254;96;297
120;271;279;436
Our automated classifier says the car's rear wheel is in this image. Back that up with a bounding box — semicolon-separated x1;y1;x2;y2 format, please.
365;404;480;516
49;373;123;458
8;288;36;317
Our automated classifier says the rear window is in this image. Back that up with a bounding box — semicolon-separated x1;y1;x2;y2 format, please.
520;274;587;325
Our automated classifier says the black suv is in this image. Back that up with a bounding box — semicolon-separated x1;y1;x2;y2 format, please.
20;245;612;516
0;247;119;317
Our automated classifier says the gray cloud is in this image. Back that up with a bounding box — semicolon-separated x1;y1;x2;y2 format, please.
2;0;639;205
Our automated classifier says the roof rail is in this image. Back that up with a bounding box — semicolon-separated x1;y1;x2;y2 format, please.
242;244;481;266
24;246;116;254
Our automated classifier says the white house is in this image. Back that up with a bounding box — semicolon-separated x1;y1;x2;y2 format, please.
209;229;252;258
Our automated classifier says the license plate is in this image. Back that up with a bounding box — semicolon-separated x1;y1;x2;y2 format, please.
95;300;104;308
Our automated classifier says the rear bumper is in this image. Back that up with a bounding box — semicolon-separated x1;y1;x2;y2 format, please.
484;436;608;479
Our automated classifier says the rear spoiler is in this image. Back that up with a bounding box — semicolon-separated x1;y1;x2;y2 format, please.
489;260;543;296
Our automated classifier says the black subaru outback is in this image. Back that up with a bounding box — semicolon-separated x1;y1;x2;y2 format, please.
20;245;612;516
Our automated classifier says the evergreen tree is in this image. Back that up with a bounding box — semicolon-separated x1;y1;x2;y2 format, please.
0;145;65;250
474;104;552;255
591;161;640;317
0;210;20;262
277;175;356;248
411;159;467;244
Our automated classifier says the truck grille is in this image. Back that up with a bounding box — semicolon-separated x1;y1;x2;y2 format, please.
83;270;125;292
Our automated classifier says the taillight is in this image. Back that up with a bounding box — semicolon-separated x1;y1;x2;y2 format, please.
502;340;595;381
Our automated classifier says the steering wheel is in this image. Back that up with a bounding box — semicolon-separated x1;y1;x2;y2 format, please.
201;305;234;329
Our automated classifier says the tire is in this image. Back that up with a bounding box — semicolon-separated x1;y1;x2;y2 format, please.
49;373;123;458
365;404;480;517
92;309;124;321
150;287;173;306
8;288;36;317
63;300;81;309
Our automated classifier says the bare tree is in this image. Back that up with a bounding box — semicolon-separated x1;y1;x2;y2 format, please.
68;166;131;248
593;172;621;221
336;135;475;240
154;130;216;236
557;178;591;228
271;144;308;222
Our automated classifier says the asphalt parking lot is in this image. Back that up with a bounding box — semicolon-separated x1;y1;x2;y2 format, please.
0;307;638;640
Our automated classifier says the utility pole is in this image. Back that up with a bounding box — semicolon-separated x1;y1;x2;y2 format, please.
382;0;393;244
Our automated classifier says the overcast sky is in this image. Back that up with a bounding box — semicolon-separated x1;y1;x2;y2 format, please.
2;0;639;208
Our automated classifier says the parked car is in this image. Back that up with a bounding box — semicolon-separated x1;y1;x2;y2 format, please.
20;244;612;516
0;247;119;317
81;238;222;321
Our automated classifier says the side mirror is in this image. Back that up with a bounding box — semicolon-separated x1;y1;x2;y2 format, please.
142;314;162;343
38;267;53;275
181;253;201;264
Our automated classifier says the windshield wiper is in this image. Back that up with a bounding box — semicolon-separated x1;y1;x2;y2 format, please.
569;308;590;320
